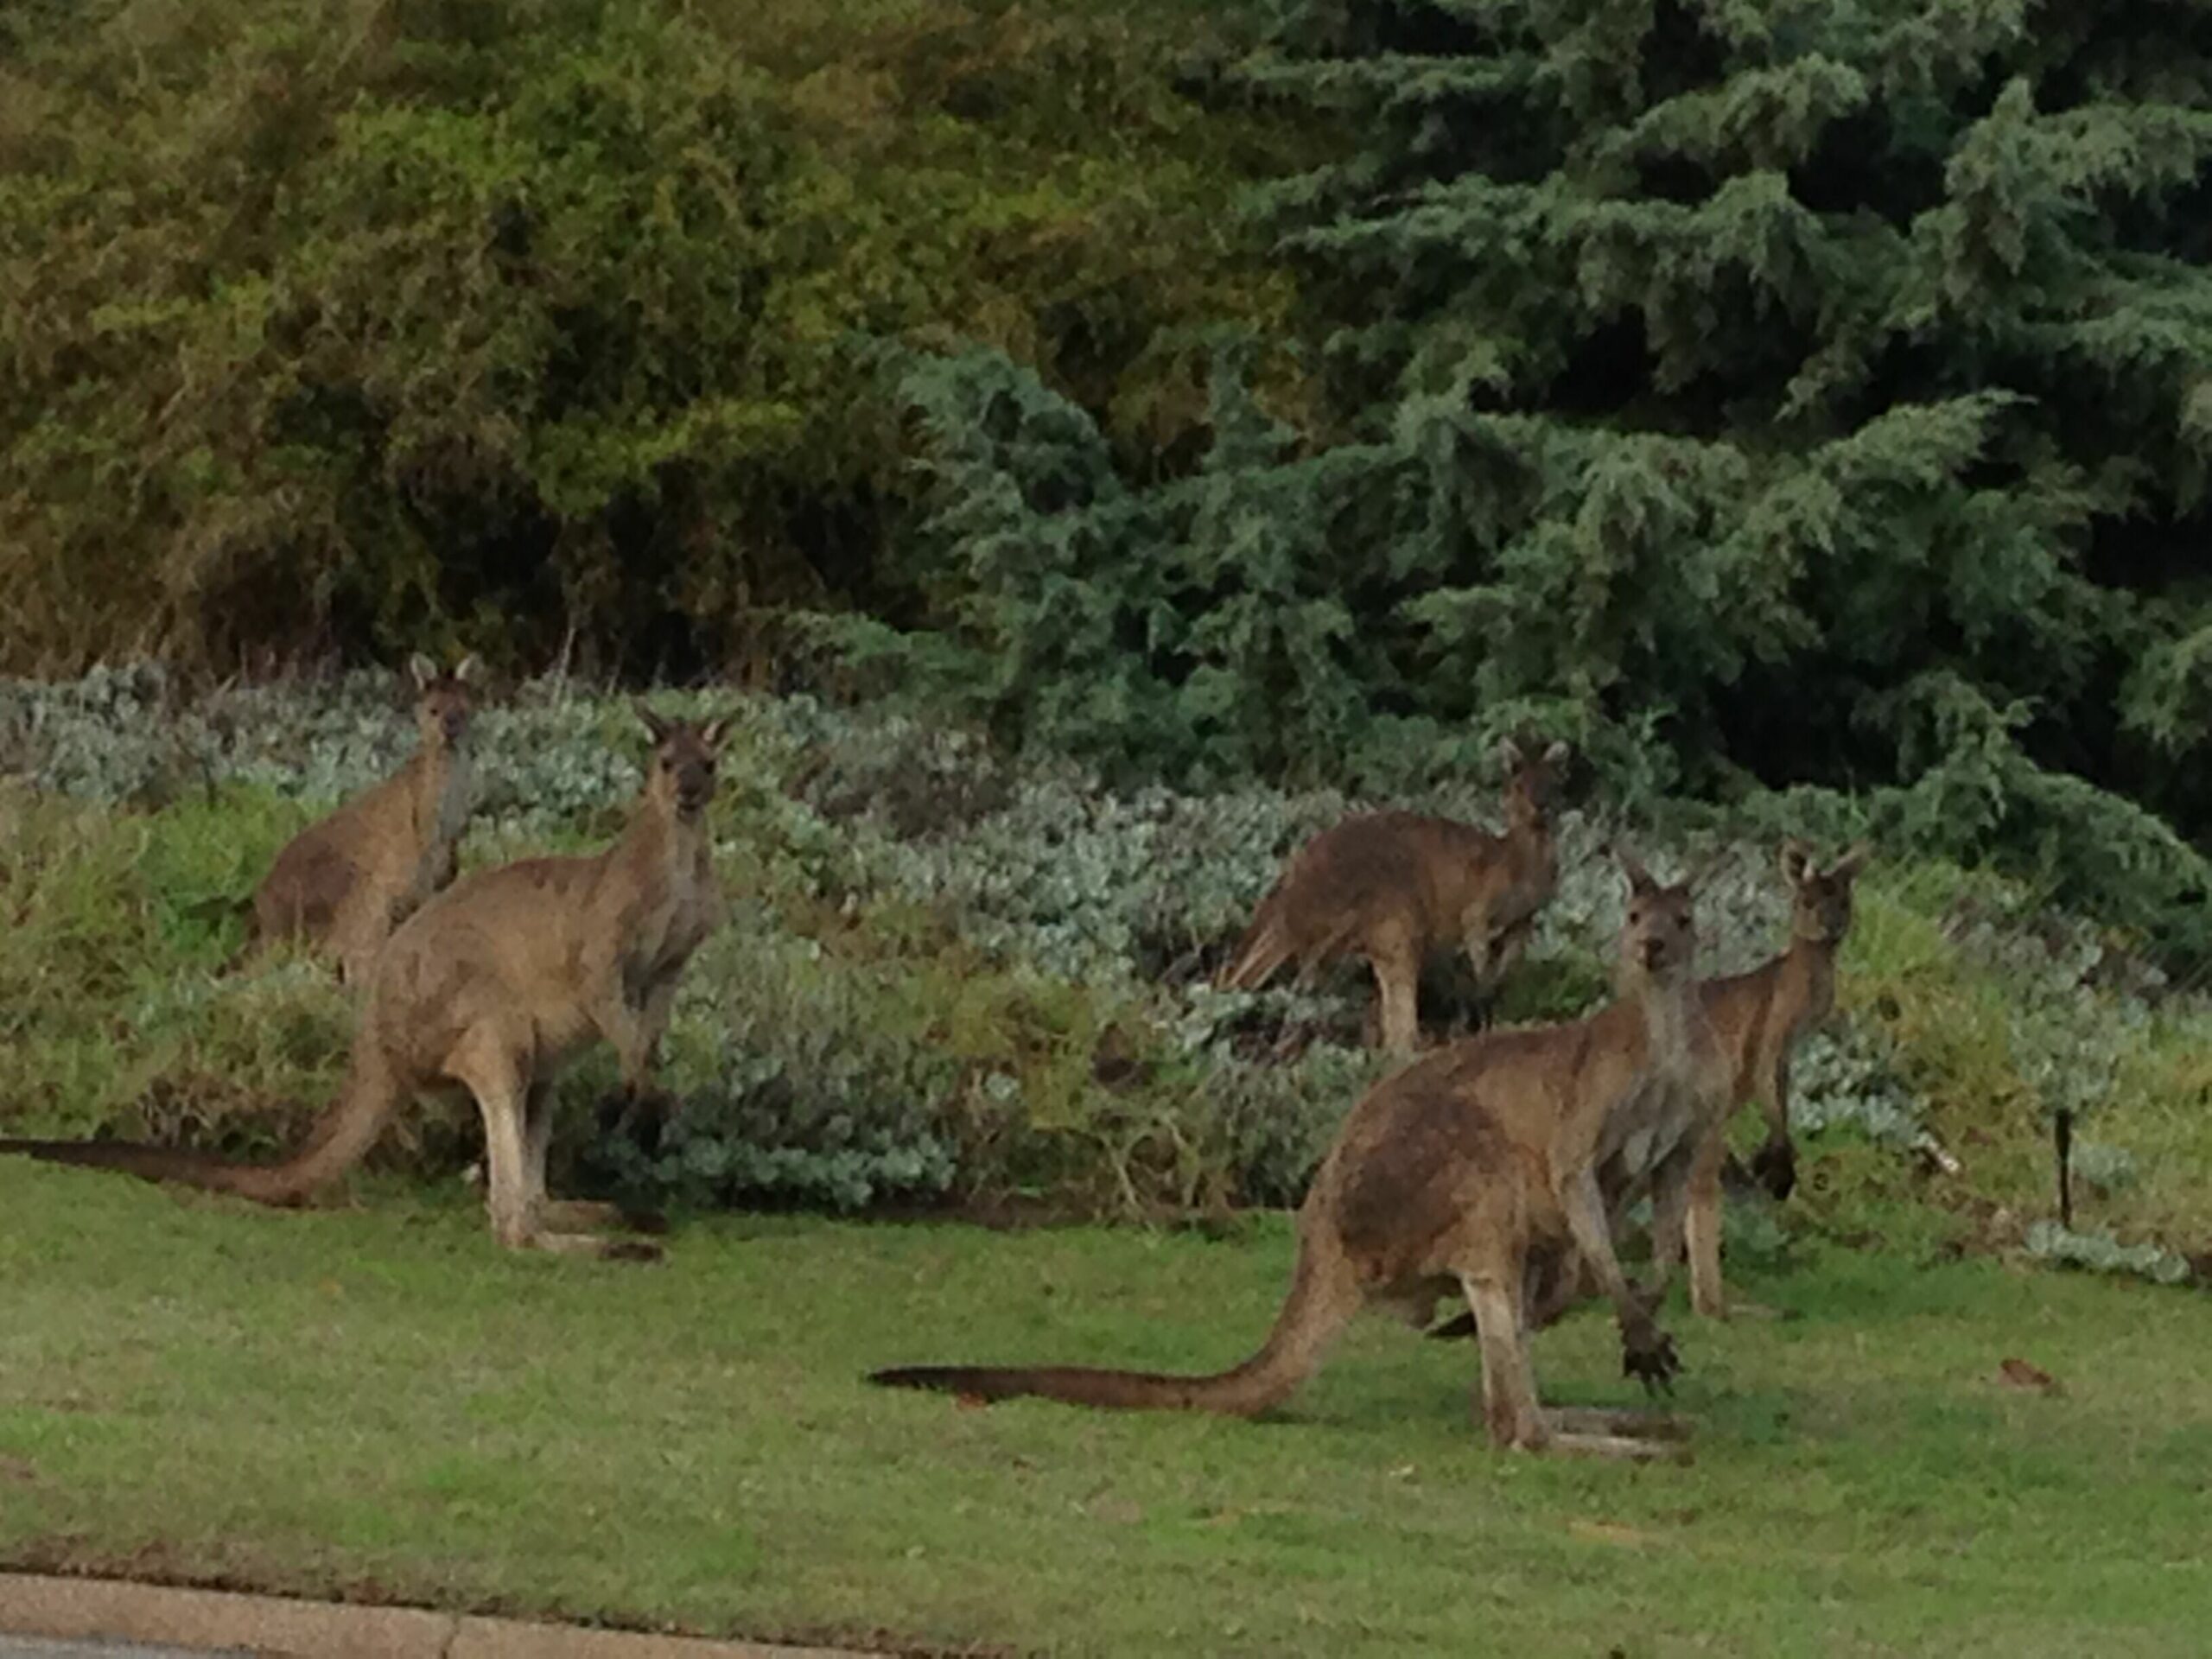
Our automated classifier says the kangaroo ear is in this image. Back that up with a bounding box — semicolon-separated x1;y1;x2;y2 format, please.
452;652;480;684
1829;841;1872;882
1777;837;1815;887
636;702;674;745
700;714;734;753
1497;736;1526;772
408;653;436;690
1541;739;1569;766
1614;843;1655;895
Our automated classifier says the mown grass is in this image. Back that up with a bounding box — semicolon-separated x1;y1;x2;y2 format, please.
8;680;2212;1648
1;1162;2209;1656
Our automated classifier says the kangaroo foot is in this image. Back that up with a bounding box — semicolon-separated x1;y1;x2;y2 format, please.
1545;1406;1692;1441
537;1198;624;1230
1545;1429;1694;1463
1713;1297;1791;1322
536;1195;672;1237
518;1227;664;1263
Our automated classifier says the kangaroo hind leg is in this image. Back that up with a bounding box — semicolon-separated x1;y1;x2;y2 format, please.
1459;1274;1681;1461
1367;918;1423;1053
524;1084;664;1249
452;1041;656;1262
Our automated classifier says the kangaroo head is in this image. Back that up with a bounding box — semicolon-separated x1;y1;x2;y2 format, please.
1777;839;1871;945
637;704;734;824
1615;849;1698;986
1497;735;1572;827
408;653;480;749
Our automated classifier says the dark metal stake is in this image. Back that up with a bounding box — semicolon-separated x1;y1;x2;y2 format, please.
2055;1108;2074;1229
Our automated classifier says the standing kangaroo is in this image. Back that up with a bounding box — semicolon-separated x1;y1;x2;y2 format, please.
1667;839;1868;1317
874;855;1713;1459
1430;839;1868;1343
1217;738;1570;1050
238;654;480;985
3;706;730;1260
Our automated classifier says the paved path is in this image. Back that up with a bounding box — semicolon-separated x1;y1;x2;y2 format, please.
0;1575;878;1659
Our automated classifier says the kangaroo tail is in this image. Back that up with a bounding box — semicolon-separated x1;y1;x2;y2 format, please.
0;1029;402;1208
1217;886;1297;992
869;1237;1355;1416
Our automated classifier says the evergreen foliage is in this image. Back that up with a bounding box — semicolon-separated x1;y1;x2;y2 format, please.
854;0;2212;956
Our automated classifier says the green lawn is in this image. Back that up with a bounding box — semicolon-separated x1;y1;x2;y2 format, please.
3;1167;2209;1656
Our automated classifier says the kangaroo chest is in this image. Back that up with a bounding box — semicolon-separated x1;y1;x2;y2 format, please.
430;751;473;848
620;857;716;992
1600;1005;1704;1190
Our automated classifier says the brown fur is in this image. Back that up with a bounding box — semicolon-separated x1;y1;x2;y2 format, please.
237;655;481;986
873;855;1717;1459
1431;838;1869;1341
1663;839;1868;1318
1217;738;1570;1050
3;705;731;1260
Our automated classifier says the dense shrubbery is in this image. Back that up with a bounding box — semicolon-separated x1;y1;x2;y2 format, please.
4;671;2205;1285
0;0;1292;676
12;0;2212;980
838;0;2212;965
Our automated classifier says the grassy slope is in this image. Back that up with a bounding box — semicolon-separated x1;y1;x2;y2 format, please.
3;1163;2209;1658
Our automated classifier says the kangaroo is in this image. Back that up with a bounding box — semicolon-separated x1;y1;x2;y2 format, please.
1430;838;1870;1339
874;855;1713;1459
237;654;480;985
1217;738;1570;1050
2;706;730;1260
1665;839;1868;1317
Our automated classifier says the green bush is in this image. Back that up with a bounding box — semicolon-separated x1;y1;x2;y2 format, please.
7;670;2208;1292
0;0;1294;676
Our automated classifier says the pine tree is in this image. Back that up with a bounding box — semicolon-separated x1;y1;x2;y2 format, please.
1243;0;2212;790
886;0;2212;950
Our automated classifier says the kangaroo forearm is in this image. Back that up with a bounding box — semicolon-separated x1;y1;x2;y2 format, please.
1560;1173;1643;1325
625;982;680;1090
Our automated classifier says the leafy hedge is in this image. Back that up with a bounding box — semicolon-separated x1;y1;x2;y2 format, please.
5;669;2207;1287
0;0;1292;676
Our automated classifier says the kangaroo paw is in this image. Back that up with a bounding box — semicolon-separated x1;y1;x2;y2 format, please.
1620;1319;1683;1395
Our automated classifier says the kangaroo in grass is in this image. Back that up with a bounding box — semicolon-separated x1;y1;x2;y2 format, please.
3;706;730;1260
1431;837;1870;1338
874;855;1716;1459
236;654;480;986
1666;839;1868;1317
1217;738;1570;1051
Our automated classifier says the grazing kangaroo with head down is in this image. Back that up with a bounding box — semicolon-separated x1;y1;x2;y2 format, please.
238;654;480;985
1217;737;1570;1050
874;855;1713;1459
2;705;730;1260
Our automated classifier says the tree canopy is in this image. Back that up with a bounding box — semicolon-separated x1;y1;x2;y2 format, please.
863;0;2212;954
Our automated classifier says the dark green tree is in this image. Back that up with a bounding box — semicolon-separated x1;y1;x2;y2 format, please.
880;0;2212;954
